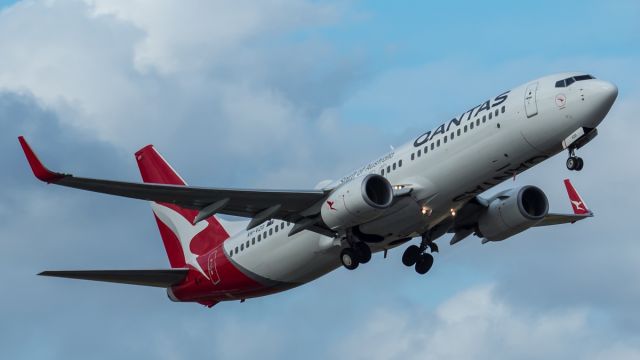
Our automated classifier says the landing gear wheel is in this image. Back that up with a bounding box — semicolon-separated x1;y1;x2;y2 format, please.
340;248;359;270
415;253;434;275
402;245;420;267
566;156;578;171
575;157;584;171
354;242;372;264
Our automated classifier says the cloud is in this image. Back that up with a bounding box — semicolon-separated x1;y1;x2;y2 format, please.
0;0;378;190
335;285;640;360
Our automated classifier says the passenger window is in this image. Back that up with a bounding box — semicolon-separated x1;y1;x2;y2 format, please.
555;80;566;88
470;122;474;129
457;129;461;136
424;146;428;154
398;159;403;167
246;240;250;247
263;231;267;238
437;139;441;146
281;223;285;230
482;115;486;123
444;136;447;144
488;112;492;120
269;228;273;236
450;133;454;140
252;238;255;245
411;153;415;160
501;106;506;113
275;226;278;233
381;169;385;175
565;77;575;86
431;143;435;150
495;109;499;117
417;149;421;157
464;125;468;132
241;244;244;251
235;246;239;253
476;119;480;126
387;165;391;173
229;250;233;257
392;163;396;170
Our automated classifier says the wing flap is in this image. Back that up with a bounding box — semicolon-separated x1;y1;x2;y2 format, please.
39;269;189;288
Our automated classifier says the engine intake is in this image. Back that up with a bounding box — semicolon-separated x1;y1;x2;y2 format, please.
321;174;394;230
478;185;549;241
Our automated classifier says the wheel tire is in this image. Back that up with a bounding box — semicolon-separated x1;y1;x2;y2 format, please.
341;248;359;270
354;242;372;264
402;245;420;267
415;253;434;275
566;157;577;171
575;157;584;171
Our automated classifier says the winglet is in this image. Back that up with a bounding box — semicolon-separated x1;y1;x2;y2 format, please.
563;179;591;215
18;136;66;183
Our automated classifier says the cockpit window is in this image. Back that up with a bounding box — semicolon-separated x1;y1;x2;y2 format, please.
555;74;595;87
574;74;594;81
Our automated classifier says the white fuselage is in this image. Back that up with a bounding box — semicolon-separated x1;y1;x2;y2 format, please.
222;73;617;286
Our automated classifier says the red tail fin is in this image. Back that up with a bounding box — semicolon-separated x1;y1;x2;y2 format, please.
563;179;590;215
135;145;229;269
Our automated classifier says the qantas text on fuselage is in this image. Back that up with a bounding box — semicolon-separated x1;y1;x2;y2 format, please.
20;72;617;308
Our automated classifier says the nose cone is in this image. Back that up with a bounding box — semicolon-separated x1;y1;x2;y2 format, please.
593;80;618;112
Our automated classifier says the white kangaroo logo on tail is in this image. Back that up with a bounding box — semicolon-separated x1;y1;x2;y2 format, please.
151;203;210;279
571;200;585;211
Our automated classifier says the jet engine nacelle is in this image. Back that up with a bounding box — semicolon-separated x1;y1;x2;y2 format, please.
321;174;394;230
478;185;549;242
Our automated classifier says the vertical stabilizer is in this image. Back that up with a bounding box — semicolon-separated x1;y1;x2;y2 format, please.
134;145;230;270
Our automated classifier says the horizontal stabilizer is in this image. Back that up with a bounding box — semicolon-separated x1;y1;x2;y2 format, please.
38;269;189;288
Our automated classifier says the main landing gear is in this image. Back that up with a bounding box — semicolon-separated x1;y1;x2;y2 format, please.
340;241;371;270
402;233;437;275
566;148;584;171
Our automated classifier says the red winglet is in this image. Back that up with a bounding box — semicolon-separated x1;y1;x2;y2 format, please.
563;179;590;215
18;136;66;183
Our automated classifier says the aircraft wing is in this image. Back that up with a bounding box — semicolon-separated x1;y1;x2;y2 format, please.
535;212;593;226
19;137;329;233
449;178;593;244
535;179;593;226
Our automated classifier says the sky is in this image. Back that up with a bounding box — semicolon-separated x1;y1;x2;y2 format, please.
1;0;639;359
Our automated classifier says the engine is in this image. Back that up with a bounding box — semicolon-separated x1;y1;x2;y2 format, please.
477;185;549;241
321;174;394;230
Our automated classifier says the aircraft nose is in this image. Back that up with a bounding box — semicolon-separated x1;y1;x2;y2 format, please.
593;80;618;110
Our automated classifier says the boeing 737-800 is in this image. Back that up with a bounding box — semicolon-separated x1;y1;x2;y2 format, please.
19;72;617;307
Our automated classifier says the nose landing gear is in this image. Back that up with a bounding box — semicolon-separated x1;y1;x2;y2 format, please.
566;148;584;171
402;233;436;275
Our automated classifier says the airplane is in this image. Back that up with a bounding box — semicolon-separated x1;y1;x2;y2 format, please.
18;72;617;308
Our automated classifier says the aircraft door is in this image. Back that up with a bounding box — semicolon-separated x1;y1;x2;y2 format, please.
524;82;538;118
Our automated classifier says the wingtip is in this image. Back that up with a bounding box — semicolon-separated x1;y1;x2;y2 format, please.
18;136;65;183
